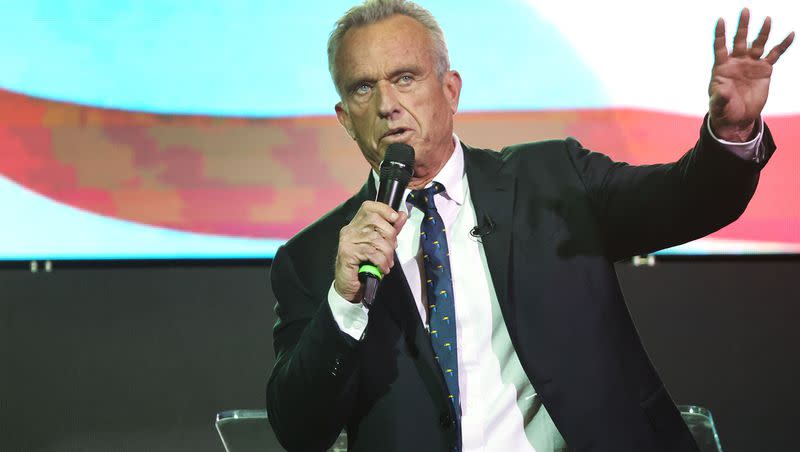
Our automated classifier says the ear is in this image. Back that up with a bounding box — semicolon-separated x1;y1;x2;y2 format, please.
442;70;462;114
335;102;356;140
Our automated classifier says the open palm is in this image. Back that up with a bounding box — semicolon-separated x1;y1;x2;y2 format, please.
709;8;794;142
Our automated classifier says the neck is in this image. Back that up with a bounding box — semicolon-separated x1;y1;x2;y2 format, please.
407;142;455;190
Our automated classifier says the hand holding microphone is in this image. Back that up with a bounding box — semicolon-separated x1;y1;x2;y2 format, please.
334;144;415;305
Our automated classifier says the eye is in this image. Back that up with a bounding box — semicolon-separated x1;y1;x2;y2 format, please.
397;75;413;85
354;83;371;96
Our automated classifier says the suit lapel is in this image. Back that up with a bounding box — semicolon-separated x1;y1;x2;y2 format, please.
463;143;515;311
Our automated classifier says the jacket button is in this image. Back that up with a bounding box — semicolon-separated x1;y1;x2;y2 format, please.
439;413;453;430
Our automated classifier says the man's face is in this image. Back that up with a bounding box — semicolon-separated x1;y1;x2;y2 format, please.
334;14;461;187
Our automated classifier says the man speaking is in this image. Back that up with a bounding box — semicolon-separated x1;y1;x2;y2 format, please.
266;1;794;450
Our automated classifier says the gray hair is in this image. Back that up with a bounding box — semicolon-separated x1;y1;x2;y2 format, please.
327;0;450;96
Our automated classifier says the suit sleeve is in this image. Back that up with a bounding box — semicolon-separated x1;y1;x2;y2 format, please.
266;244;361;451
565;116;777;262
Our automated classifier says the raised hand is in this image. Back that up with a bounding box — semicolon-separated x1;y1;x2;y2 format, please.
709;8;794;142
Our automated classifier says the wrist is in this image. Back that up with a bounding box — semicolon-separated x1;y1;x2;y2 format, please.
333;280;363;304
709;118;757;142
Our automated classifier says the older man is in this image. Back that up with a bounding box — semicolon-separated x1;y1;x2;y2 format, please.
267;1;793;451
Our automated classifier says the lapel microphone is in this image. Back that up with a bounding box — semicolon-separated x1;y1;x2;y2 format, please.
359;143;415;308
470;214;495;238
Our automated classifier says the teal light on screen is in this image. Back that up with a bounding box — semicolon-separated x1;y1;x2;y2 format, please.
0;0;605;117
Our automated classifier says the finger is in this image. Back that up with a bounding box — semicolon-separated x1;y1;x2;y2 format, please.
360;213;398;242
351;204;394;231
764;31;795;65
714;18;729;64
361;201;400;222
362;244;392;274
750;16;771;59
731;8;750;57
340;223;393;256
393;211;408;234
344;242;383;269
372;238;396;268
352;232;396;262
369;226;399;249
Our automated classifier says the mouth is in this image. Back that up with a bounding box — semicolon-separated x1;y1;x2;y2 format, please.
381;127;412;142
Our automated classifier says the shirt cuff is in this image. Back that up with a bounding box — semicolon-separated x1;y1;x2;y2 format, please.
706;116;765;163
328;282;370;340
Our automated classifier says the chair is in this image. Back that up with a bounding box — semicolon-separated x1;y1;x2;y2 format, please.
215;409;347;452
678;405;724;452
215;406;720;451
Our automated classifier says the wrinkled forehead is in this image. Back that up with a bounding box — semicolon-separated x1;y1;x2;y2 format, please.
335;15;436;84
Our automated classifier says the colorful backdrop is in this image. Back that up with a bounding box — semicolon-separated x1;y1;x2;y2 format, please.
1;0;797;259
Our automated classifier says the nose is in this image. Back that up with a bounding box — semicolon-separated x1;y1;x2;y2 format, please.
375;80;401;119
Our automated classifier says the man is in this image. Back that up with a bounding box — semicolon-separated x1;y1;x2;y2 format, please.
267;1;793;451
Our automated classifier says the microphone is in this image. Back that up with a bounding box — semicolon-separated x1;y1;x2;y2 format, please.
359;143;415;307
469;214;495;238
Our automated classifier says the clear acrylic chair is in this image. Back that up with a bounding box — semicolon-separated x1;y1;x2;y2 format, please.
678;405;724;452
215;409;347;452
216;406;720;451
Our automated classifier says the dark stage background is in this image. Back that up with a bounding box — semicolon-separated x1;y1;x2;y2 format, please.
1;258;798;451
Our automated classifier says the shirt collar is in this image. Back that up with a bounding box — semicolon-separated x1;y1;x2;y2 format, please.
371;134;465;206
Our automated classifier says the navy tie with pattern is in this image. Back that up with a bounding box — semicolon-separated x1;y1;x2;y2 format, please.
407;182;461;421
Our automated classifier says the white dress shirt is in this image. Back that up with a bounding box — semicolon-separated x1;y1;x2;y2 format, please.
328;121;764;451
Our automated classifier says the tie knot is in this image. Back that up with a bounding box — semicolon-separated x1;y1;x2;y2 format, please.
407;182;445;212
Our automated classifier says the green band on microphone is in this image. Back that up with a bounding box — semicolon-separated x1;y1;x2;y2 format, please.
358;263;383;280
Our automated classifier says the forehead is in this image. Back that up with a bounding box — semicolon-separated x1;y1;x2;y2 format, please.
335;14;435;81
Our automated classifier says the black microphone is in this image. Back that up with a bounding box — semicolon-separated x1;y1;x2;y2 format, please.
469;214;495;238
358;143;415;307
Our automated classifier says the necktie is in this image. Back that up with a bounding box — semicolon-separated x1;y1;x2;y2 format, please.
407;182;461;419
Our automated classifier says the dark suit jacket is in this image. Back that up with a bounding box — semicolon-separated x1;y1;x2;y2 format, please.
267;121;775;451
